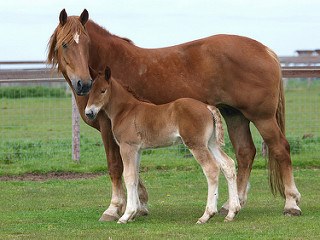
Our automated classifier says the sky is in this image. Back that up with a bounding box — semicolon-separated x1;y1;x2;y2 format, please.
1;0;320;61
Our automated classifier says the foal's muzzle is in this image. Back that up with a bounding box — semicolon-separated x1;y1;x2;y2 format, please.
85;108;96;120
85;106;99;120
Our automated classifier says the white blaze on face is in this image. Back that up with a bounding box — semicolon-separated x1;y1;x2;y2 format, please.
74;32;80;44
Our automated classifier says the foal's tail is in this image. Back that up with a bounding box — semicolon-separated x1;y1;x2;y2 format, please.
207;105;224;146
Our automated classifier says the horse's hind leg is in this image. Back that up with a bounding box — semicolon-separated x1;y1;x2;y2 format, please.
189;148;220;224
219;110;256;214
253;118;301;216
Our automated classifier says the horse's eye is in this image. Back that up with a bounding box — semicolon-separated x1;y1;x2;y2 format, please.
62;42;67;49
101;89;106;94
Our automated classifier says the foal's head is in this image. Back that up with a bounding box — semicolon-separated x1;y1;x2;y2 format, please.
47;9;92;96
85;67;112;120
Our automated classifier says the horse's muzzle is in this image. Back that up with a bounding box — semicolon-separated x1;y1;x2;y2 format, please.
74;79;93;96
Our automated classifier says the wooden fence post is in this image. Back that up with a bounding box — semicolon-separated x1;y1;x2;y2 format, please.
72;94;80;162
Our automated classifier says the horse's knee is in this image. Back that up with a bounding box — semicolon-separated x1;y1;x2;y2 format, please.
236;146;256;169
268;137;291;164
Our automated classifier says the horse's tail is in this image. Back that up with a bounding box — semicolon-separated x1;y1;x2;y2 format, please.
276;69;286;135
268;51;286;198
207;105;225;146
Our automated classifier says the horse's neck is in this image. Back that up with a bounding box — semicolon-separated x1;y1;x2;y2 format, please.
88;26;139;73
106;80;140;121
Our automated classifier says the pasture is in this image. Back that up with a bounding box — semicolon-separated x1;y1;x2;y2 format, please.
1;169;320;239
0;79;320;239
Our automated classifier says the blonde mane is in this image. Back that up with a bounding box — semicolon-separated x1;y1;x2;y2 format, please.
47;16;88;69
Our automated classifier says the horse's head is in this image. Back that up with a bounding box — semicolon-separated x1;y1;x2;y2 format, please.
47;9;92;96
85;67;112;120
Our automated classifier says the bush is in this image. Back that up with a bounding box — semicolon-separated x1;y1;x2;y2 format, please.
0;86;69;98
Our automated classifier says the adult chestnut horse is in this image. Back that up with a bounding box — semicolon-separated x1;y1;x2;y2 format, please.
47;9;301;220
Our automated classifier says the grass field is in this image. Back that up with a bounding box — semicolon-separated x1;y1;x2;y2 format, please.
0;79;319;239
1;169;320;239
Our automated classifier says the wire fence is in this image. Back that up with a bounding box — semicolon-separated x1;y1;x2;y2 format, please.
0;62;319;173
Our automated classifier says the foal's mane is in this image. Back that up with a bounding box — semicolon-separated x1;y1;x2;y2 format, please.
113;78;151;103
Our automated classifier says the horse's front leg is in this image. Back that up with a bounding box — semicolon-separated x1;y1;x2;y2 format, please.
98;118;148;221
99;121;125;221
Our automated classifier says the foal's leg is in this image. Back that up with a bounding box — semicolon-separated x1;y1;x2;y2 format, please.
99;120;148;221
253;118;301;216
118;144;142;224
189;147;220;224
209;144;241;221
220;110;256;213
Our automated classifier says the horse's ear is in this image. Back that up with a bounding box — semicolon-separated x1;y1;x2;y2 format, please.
79;9;89;26
59;9;67;26
89;67;98;80
105;66;111;82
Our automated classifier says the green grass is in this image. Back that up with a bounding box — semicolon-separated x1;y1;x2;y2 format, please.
0;81;319;239
1;169;319;239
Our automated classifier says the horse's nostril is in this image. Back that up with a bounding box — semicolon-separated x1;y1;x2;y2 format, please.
77;80;82;89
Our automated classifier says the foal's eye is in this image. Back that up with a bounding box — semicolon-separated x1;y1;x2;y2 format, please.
62;42;67;49
101;89;106;93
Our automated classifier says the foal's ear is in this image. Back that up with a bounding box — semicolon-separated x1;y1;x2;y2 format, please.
59;9;67;26
89;67;98;80
79;9;89;26
105;66;111;82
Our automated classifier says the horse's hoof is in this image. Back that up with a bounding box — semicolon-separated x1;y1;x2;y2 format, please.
218;207;229;216
283;208;302;216
224;217;234;222
99;214;119;222
138;208;149;216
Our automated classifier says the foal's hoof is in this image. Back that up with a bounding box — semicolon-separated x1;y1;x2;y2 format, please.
117;219;128;224
218;207;229;217
283;208;302;216
196;219;208;224
99;214;119;222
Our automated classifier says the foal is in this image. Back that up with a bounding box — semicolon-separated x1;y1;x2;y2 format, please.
85;67;241;224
